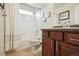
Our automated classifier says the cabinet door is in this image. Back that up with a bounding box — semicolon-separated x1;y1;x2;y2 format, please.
55;41;60;56
42;37;52;56
59;42;79;56
51;40;55;56
42;39;47;56
60;47;78;56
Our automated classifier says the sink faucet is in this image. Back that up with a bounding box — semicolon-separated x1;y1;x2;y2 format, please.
63;20;70;28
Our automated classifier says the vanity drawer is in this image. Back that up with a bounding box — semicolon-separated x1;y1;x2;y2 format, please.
42;30;49;37
66;33;79;45
50;32;63;41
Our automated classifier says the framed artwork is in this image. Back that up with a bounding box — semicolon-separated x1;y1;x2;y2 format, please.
0;3;4;9
59;10;70;21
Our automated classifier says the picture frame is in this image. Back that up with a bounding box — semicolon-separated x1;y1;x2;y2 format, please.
59;10;70;21
0;3;4;9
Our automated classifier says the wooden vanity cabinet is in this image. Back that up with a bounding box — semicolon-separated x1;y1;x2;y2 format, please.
50;32;63;56
42;38;51;56
42;29;79;56
42;30;55;56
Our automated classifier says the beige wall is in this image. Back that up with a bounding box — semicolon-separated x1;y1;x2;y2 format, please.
37;3;54;29
53;4;79;26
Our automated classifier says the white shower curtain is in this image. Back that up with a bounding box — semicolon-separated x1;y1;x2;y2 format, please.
4;3;20;52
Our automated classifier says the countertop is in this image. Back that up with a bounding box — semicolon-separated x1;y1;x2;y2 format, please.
41;28;79;32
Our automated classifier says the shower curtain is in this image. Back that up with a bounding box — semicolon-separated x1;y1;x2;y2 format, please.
4;3;20;52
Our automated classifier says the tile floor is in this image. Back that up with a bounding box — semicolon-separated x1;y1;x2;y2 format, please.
5;46;42;56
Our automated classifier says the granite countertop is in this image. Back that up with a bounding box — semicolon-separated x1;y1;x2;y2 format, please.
41;28;79;32
41;25;79;32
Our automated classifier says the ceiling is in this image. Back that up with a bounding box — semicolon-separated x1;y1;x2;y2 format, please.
53;3;67;9
53;3;79;9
